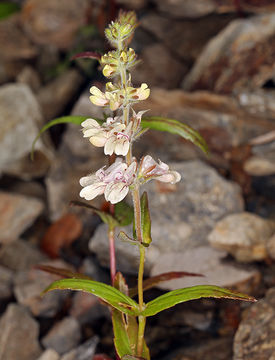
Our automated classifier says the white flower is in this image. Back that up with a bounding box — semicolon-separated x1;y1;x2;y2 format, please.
79;158;137;204
81;118;132;156
139;155;181;184
104;122;132;156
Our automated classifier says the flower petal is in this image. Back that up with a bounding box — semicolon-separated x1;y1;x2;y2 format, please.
104;137;116;155
79;182;106;200
81;118;100;128
104;182;129;204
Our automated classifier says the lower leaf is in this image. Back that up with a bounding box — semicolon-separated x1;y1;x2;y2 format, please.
141;285;256;317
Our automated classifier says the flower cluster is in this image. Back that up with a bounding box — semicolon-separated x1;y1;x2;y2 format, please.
80;156;181;204
81;117;132;156
80;158;137;204
90;83;150;111
101;48;138;78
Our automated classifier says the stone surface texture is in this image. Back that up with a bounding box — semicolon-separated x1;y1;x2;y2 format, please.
0;83;52;178
0;304;42;360
183;14;275;93
208;212;275;262
0;191;44;244
42;317;81;355
233;287;275;360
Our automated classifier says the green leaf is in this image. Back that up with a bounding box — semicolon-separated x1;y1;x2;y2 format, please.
43;278;139;316
142;285;257;317
0;2;19;20
71;201;119;230
140;192;152;246
112;273;150;360
141;116;208;155
115;201;134;226
129;271;203;298
31;116;103;160
118;231;139;246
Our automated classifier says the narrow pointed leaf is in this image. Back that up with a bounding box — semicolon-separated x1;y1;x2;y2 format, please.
129;271;203;298
142;285;257;317
118;231;138;246
141;116;208;155
35;265;93;280
31;116;103;160
43;278;139;316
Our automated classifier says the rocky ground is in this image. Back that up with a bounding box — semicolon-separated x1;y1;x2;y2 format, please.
0;0;275;359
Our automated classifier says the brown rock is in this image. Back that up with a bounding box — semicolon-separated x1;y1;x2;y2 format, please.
152;0;217;18
208;212;275;262
183;14;275;94
132;43;187;89
116;0;147;10
233;287;275;360
37;69;85;121
21;0;90;49
140;13;235;62
0;191;44;244
16;66;41;92
0;265;13;300
0;15;37;83
0;303;42;360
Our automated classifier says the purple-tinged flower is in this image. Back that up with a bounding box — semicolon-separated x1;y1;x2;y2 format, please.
79;158;137;204
139;155;181;184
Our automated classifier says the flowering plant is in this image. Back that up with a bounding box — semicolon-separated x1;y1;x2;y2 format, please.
34;11;256;359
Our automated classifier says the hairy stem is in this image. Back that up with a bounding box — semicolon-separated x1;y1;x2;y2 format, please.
137;315;146;357
108;226;116;286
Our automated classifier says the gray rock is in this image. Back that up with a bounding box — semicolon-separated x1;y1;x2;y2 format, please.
37;349;60;360
183;14;275;93
0;303;42;360
233;287;275;360
267;233;275;260
21;0;90;49
14;260;71;317
90;161;244;274
0;83;52;178
0;239;46;270
0;265;13;300
150;246;260;293
60;337;99;360
208;212;275;262
37;69;85;122
0;191;44;244
237;90;275;119
42;317;81;355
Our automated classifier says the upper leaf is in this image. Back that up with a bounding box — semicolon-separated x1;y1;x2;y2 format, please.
141;116;208;155
31;116;102;160
43;278;139;316
141;285;256;317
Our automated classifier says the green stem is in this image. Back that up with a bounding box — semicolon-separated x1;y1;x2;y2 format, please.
137;315;146;357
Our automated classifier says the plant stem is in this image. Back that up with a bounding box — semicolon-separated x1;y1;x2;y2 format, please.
137;315;146;357
108;226;116;286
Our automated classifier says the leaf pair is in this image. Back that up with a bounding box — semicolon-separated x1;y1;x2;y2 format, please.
31;115;209;160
